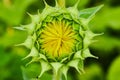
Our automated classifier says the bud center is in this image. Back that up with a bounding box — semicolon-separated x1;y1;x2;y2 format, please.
40;21;76;57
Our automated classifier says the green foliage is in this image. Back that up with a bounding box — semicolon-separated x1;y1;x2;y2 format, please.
90;6;120;53
0;0;36;25
107;56;120;80
0;0;120;80
79;64;104;80
0;28;27;47
0;47;11;80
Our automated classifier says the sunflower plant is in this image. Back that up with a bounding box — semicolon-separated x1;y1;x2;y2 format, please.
15;0;103;80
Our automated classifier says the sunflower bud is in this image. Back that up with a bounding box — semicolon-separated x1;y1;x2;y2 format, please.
15;0;103;80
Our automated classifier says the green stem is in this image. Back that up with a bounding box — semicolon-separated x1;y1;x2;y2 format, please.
53;70;61;80
57;0;65;8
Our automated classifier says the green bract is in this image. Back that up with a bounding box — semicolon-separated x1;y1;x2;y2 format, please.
15;0;103;80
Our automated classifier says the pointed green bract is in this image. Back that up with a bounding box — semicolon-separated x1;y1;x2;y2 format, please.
39;60;52;78
73;50;83;59
15;36;33;49
23;47;38;60
51;62;63;75
79;5;104;19
16;0;103;80
14;26;25;30
68;59;81;74
61;66;69;80
82;48;98;59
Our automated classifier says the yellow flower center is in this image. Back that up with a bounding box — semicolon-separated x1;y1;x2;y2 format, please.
41;21;76;57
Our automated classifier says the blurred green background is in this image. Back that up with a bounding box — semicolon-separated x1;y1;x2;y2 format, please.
0;0;120;80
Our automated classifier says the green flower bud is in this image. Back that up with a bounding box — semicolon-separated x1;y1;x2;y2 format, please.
15;0;103;80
